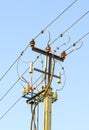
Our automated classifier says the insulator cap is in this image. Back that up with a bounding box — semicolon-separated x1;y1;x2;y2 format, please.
29;61;34;73
30;39;35;48
45;45;51;53
57;72;61;84
61;51;67;59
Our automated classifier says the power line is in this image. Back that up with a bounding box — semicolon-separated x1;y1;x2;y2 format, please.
0;0;77;82
41;0;78;33
0;67;29;102
0;97;22;121
0;55;21;81
74;32;89;45
16;54;41;83
49;11;89;46
0;53;43;102
0;75;44;121
0;45;29;81
33;0;77;40
65;32;89;54
62;11;89;35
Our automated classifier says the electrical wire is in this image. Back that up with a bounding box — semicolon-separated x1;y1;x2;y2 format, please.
51;35;70;53
42;57;55;99
30;102;39;130
63;11;89;35
0;67;29;102
32;75;43;87
0;96;22;121
66;42;83;55
65;32;89;54
33;0;78;40
50;34;70;53
47;31;51;45
16;54;42;86
0;53;22;81
29;74;45;130
49;11;89;46
74;32;89;45
20;54;41;64
29;58;55;130
42;0;78;33
0;44;30;82
37;104;39;130
0;75;42;122
0;0;77;82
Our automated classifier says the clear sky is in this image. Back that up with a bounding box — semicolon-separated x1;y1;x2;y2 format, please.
0;0;89;130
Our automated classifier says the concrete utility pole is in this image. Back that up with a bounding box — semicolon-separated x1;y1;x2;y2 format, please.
32;40;64;130
43;86;52;130
43;55;52;130
22;39;65;130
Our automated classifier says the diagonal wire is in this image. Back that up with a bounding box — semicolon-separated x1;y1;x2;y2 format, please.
34;0;77;40
74;32;89;45
0;45;29;81
65;32;89;52
0;67;29;102
62;11;89;35
0;97;22;121
0;55;21;81
42;0;78;33
49;11;89;46
0;75;43;121
32;75;43;87
0;0;77;82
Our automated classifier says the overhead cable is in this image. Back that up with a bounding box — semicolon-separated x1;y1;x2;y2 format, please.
0;0;77;82
0;67;29;102
0;53;44;102
0;45;29;81
0;54;22;81
37;104;39;130
41;0;78;34
62;11;89;35
49;11;89;46
65;32;89;53
16;54;41;83
0;97;22;121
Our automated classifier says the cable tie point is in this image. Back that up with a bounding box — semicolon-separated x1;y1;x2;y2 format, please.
60;34;63;37
20;51;24;56
41;30;44;34
73;43;76;46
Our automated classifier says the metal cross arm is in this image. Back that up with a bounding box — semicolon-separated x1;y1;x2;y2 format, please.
32;46;65;61
26;89;45;104
34;68;60;79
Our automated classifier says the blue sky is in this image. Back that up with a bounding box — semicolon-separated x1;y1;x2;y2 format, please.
0;0;89;130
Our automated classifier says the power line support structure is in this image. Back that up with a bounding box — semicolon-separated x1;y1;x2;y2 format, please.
24;40;65;130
